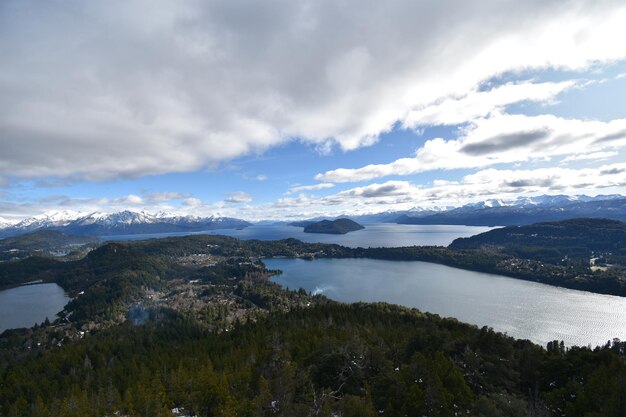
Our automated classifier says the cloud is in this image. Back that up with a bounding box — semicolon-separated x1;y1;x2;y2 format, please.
402;80;575;127
34;179;73;188
334;181;419;199
36;195;69;204
314;163;626;210
562;151;618;163
144;192;190;202
104;192;189;206
0;189;205;220
460;129;551;156
317;114;626;183
274;194;314;209
224;191;253;204
4;163;626;221
1;1;626;181
115;194;144;205
287;183;335;194
453;164;626;194
182;198;203;207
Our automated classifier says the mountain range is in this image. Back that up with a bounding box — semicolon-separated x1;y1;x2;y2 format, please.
396;194;626;226
289;194;626;226
3;194;626;238
0;210;251;238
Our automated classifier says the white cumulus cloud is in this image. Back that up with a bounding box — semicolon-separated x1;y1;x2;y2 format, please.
402;80;576;128
1;0;626;181
317;114;626;183
223;191;253;204
287;183;335;194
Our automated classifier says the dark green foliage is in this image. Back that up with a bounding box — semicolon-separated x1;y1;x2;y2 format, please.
3;228;626;304
1;303;626;416
0;256;63;289
0;231;625;416
450;218;626;262
0;230;100;262
0;242;176;321
303;218;365;234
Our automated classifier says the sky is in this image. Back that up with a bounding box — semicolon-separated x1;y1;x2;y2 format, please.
1;0;626;222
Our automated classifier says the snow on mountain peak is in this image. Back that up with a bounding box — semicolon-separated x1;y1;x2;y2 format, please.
0;210;241;233
15;210;87;228
0;217;16;228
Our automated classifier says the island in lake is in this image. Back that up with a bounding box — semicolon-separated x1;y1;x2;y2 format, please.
3;219;626;415
303;218;365;234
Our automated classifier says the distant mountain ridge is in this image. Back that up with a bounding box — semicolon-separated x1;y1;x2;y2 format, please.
4;194;626;236
289;206;449;225
0;210;251;237
397;194;626;226
285;194;626;226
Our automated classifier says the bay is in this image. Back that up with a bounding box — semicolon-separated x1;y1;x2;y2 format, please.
266;257;626;347
104;223;495;247
0;283;69;333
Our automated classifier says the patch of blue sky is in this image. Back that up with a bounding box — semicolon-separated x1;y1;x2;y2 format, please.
7;60;626;212
495;60;626;121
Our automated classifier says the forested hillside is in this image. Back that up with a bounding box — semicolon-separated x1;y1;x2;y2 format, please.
450;218;626;264
1;233;626;416
303;219;365;234
0;230;99;262
2;303;626;417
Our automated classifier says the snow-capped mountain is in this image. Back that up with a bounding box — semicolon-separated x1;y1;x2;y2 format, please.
285;195;626;227
448;194;626;213
0;210;251;237
406;205;450;213
463;199;510;209
11;210;85;230
72;210;168;227
397;194;626;226
284;205;450;225
510;194;624;208
0;217;15;229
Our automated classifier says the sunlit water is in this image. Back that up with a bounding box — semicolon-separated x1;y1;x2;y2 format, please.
0;283;69;333
104;223;495;247
266;258;626;348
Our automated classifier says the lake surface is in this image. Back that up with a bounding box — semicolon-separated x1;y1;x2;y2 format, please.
105;223;495;247
266;258;626;348
0;284;69;333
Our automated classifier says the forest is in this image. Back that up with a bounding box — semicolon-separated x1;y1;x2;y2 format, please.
1;230;626;415
449;218;626;264
3;226;626;300
2;302;626;416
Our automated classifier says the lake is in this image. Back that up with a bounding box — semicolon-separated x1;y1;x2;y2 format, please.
265;257;626;348
0;283;69;333
105;223;495;247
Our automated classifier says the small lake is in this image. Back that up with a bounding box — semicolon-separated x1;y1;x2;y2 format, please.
266;258;626;348
105;223;495;248
0;284;69;333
